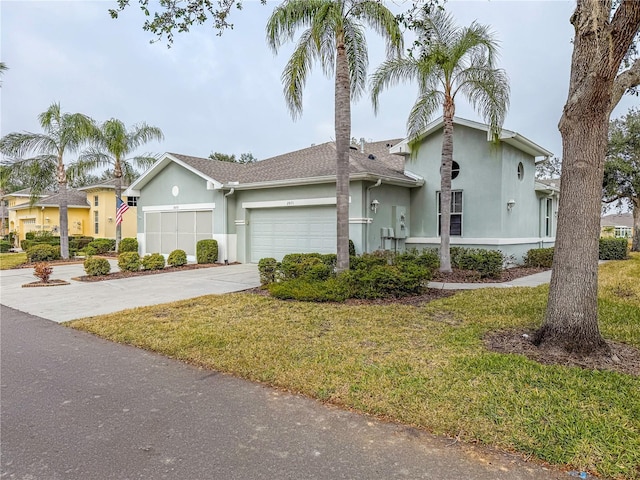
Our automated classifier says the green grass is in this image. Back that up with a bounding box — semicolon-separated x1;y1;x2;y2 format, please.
69;253;640;479
0;252;27;269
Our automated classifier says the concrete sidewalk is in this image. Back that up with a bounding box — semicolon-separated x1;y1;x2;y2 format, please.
0;261;261;323
427;269;552;290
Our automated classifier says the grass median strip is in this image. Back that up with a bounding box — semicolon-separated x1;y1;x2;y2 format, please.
0;252;27;269
69;253;640;479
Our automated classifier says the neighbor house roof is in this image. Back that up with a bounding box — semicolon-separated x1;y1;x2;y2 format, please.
76;178;131;192
1;188;55;200
10;190;90;210
389;116;554;161
126;138;421;194
535;178;561;194
601;212;633;228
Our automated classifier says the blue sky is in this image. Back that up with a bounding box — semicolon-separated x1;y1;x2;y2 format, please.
1;0;637;163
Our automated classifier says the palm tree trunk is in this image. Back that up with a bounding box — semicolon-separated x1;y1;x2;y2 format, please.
114;163;123;252
57;158;70;259
335;33;351;273
439;97;455;273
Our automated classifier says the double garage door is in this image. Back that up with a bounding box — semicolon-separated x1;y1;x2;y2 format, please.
145;210;213;257
249;206;336;262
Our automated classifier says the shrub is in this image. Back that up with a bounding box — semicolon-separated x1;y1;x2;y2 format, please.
196;239;218;264
258;257;279;285
83;256;111;276
118;237;138;253
0;240;11;253
33;262;53;283
33;230;58;244
86;238;116;255
69;236;94;252
524;248;554;268
142;253;166;270
26;244;60;262
25;232;35;240
118;252;141;272
268;277;349;302
343;263;429;299
599;238;628;260
450;247;504;279
349;251;388;271
21;240;34;251
349;239;356;257
167;249;187;267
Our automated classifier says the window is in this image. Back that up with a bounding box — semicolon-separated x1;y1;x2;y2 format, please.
94;195;99;207
440;160;460;180
94;211;99;235
127;196;139;207
544;198;553;236
437;190;463;236
614;226;632;238
517;162;524;181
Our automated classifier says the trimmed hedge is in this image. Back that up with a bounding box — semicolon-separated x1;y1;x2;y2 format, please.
599;238;628;260
0;240;11;253
118;237;138;253
118;252;141;272
167;249;187;267
142;253;166;270
281;253;336;281
349;239;356;257
450;247;504;278
69;236;94;252
258;257;278;285
196;239;218;264
85;238;116;255
524;248;554;268
26;244;60;262
84;257;111;276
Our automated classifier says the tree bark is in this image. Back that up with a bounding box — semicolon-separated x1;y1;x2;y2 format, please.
57;157;69;259
335;32;351;273
535;0;640;355
114;161;123;252
439;96;455;273
632;198;640;252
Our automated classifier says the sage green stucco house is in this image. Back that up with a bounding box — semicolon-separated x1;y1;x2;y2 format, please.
125;117;558;264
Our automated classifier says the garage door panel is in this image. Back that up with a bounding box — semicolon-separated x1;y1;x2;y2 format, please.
249;206;336;262
145;209;213;257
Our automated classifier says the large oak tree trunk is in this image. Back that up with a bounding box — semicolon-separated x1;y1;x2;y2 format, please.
335;33;351;273
535;0;640;355
632;199;639;252
438;97;455;273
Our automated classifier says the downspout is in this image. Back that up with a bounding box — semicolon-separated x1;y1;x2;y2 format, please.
366;179;382;253
223;188;235;265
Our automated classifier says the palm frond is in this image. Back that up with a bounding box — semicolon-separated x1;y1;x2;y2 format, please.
354;1;403;58
370;56;420;113
266;0;327;52
406;91;443;142
0;132;58;158
343;17;368;101
281;29;320;118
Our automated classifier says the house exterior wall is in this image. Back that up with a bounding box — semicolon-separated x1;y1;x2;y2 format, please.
12;206;90;242
85;189;137;239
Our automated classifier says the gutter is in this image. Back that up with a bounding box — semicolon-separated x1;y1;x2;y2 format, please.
223;188;235;264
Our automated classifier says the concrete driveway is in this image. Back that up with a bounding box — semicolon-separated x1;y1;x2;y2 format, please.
0;261;260;323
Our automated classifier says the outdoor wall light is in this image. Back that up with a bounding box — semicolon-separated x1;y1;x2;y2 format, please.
370;199;380;213
507;199;516;211
108;217;113;223
45;217;50;223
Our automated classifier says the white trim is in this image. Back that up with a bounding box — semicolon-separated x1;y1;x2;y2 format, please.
349;217;373;224
235;219;247;226
242;197;349;209
142;203;215;212
406;237;555;245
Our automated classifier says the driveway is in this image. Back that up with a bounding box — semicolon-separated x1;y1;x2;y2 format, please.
0;261;260;323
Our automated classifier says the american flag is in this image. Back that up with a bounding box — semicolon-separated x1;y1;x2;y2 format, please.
116;196;129;226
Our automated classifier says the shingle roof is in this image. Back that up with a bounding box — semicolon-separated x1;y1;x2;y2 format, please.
11;190;90;209
169;139;413;186
601;212;633;228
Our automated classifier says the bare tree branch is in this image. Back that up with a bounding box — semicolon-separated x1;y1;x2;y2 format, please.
610;58;640;113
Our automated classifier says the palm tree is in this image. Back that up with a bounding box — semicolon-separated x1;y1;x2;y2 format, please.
371;9;509;272
266;0;403;272
71;118;164;250
0;62;7;86
0;103;96;258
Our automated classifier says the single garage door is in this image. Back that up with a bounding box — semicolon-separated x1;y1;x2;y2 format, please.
249;206;336;262
145;210;213;257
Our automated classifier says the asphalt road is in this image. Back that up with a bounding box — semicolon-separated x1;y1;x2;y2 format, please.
1;306;564;480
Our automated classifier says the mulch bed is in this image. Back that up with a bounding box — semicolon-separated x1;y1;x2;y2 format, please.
485;329;640;377
73;262;234;282
22;279;70;287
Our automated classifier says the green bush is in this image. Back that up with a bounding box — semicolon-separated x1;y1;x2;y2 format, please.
196;239;218;264
84;256;111;276
69;236;94;252
349;239;356;257
86;238;116;254
599;238;628;260
0;240;11;253
20;239;34;251
33;230;58;244
450;247;504;279
524;248;554;268
258;257;279;285
349;251;388;271
281;253;334;281
25;232;36;240
26;244;60;262
142;253;166;270
118;252;141;272
167;249;187;267
118;237;138;253
343;263;429;299
268;277;349;302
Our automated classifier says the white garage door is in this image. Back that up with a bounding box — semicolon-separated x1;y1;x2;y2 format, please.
249;206;336;262
145;210;213;256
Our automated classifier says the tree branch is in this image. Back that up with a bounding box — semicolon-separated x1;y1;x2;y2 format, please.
610;58;640;113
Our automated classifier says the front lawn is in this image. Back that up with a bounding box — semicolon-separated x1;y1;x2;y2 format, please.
69;253;640;479
0;252;27;270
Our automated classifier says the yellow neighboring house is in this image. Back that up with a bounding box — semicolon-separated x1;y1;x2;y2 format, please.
600;212;634;239
3;180;137;245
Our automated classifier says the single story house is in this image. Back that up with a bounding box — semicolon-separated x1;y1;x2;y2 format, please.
126;117;558;264
600;212;634;238
2;179;137;243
